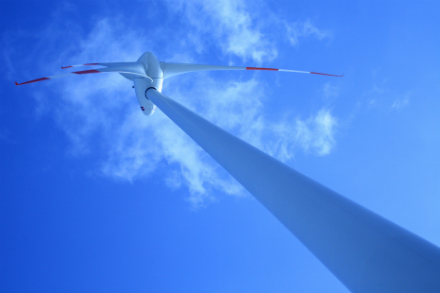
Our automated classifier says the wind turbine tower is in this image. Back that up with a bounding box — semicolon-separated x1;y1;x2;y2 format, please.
16;52;440;293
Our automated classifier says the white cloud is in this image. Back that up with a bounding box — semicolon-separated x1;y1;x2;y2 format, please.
361;79;411;111
295;109;337;156
392;93;410;109
178;75;338;159
168;0;277;63
9;2;339;206
172;2;330;63
285;19;330;47
100;108;242;207
322;82;338;99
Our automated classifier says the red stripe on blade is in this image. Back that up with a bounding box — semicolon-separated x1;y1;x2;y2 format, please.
84;63;99;66
61;65;73;69
15;77;50;85
310;72;343;77
246;67;279;71
73;69;101;75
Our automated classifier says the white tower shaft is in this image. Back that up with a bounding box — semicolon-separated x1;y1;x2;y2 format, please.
146;88;440;293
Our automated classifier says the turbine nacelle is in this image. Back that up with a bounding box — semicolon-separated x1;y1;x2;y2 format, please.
132;52;164;116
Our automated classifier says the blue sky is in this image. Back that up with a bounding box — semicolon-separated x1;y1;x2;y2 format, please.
1;1;440;292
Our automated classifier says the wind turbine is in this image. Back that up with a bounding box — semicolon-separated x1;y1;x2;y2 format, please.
16;51;342;115
16;52;440;292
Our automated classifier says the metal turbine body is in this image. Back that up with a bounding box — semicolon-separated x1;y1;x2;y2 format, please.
16;52;440;292
16;52;341;115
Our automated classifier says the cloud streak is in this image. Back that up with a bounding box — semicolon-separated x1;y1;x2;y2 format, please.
284;19;331;47
6;2;338;206
392;93;410;109
168;0;277;63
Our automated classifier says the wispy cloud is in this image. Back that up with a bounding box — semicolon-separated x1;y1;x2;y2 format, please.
5;2;339;206
322;82;339;99
168;1;330;63
392;93;410;109
284;19;331;47
360;77;411;111
174;75;338;159
100;108;244;207
168;0;277;63
295;109;337;156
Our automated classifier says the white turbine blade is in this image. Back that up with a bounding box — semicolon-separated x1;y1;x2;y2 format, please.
60;63;100;69
15;64;150;86
162;62;343;79
61;62;139;69
246;66;343;77
162;62;245;79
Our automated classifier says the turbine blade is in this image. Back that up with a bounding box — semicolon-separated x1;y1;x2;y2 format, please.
61;63;100;69
162;62;245;79
15;70;101;85
15;64;149;86
162;62;343;79
61;62;140;69
247;67;344;77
